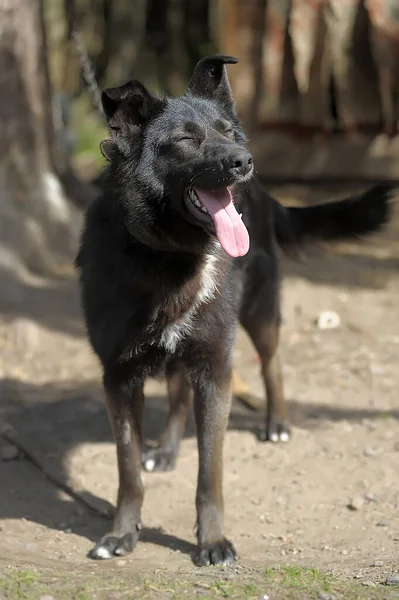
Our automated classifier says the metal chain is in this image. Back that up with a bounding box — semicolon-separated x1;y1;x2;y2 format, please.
70;26;105;119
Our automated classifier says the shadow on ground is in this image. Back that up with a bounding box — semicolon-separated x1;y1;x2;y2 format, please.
1;376;398;556
0;267;83;337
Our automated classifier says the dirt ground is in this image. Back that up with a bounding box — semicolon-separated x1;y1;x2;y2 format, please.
0;185;398;599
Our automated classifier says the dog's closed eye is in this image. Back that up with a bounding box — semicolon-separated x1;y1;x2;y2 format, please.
215;120;235;139
223;127;234;137
174;135;196;143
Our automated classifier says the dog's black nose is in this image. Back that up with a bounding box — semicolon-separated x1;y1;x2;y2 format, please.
228;151;253;177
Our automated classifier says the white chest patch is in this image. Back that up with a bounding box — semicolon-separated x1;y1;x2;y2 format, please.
159;253;219;353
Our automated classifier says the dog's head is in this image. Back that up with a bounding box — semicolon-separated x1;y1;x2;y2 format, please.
100;55;252;257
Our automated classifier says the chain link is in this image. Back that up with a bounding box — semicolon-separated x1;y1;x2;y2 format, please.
70;26;105;119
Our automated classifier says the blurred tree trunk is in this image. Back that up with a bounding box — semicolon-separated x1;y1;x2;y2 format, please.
0;0;83;277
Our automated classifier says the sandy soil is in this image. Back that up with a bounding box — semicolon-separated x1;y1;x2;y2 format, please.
0;185;398;597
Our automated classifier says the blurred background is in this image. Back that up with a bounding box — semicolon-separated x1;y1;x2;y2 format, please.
0;2;399;589
1;0;399;273
51;0;399;183
1;0;399;280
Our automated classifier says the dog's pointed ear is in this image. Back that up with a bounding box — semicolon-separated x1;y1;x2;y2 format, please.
101;80;164;131
186;55;238;105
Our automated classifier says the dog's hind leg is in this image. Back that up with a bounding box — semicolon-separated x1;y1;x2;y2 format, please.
240;251;290;442
143;361;192;472
243;318;290;443
90;377;144;559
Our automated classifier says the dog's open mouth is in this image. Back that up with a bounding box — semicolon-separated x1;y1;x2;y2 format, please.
184;187;250;258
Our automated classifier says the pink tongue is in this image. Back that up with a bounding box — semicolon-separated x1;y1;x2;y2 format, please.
194;187;250;257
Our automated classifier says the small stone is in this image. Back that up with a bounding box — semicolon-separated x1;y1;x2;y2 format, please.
1;444;20;461
39;596;55;600
364;446;382;457
373;560;384;567
347;496;365;511
341;549;348;555
316;311;340;330
363;491;376;502
376;520;389;527
318;592;337;600
361;581;376;588
385;576;399;586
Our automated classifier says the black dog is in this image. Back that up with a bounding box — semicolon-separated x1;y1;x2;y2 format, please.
76;55;395;566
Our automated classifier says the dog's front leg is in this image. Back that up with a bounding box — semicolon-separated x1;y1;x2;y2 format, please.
192;362;237;566
90;376;144;559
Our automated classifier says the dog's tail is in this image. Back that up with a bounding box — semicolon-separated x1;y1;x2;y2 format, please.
273;184;398;257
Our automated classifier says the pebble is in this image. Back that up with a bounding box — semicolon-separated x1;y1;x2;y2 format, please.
317;311;340;330
376;520;389;527
373;560;384;567
39;596;55;600
361;581;376;588
347;496;365;511
363;491;376;503
364;446;382;457
385;576;399;586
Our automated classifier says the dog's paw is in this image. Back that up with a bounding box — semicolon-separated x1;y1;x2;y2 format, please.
260;420;291;443
194;538;237;567
142;447;177;472
89;529;140;559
